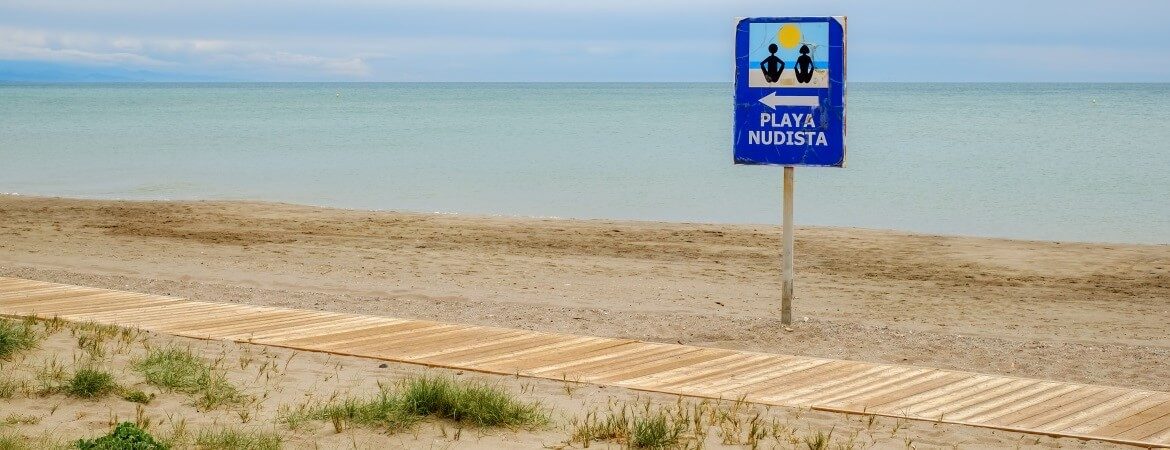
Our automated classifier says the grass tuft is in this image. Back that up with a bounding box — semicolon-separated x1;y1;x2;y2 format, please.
65;368;119;399
630;412;684;449
286;375;546;433
136;347;206;391
0;434;31;450
122;389;155;404
135;347;242;409
398;375;547;428
194;428;281;450
0;319;39;361
0;378;23;399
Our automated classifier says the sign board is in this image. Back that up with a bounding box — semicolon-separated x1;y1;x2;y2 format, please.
733;17;847;167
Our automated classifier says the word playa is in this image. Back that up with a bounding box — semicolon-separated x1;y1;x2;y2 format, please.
747;112;828;146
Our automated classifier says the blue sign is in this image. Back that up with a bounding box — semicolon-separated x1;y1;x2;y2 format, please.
733;17;847;167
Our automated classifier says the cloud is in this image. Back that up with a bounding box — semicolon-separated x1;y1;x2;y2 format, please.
0;27;371;79
3;1;1170;81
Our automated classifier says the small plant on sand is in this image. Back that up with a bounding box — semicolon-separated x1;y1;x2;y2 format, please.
0;378;24;399
65;368;119;399
122;389;155;404
0;319;39;360
0;435;26;450
136;347;205;390
77;422;167;450
397;375;547;428
803;428;834;450
631;412;685;449
194;428;280;450
571;403;688;449
135;347;242;409
285;375;546;433
4;413;40;425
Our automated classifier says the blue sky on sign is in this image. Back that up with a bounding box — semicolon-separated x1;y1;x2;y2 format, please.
1;0;1169;82
748;22;829;67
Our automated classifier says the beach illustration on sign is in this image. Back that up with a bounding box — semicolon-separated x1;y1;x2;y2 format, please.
748;22;829;88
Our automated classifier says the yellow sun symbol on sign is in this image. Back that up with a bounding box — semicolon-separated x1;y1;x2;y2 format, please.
777;24;802;49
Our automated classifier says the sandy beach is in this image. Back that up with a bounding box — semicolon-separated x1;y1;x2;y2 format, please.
0;195;1167;396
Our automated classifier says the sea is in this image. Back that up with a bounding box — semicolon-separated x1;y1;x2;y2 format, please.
1;82;1167;244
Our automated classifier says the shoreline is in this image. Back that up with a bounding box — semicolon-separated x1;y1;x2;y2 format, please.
1;194;1167;392
4;193;1164;247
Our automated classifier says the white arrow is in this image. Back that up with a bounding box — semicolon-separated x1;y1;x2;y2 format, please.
758;92;820;109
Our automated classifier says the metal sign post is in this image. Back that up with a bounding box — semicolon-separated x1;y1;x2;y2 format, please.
732;17;847;325
781;166;794;324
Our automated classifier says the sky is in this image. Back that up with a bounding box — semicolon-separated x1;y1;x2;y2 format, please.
2;0;1168;82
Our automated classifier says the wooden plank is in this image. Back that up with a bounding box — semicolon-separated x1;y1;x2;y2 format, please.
80;304;237;328
1057;393;1167;436
1110;410;1170;441
626;353;773;389
836;371;968;411
0;278;55;291
725;355;856;395
422;335;584;366
747;361;873;401
507;342;645;375
1089;400;1170;438
214;313;351;340
354;327;497;357
981;386;1103;426
134;305;265;329
959;384;1086;425
527;344;686;379
412;333;557;362
703;358;828;395
812;368;939;407
0;292;154;314
0;286;84;301
247;317;391;342
276;320;438;347
945;382;1068;422
763;365;912;405
150;310;291;333
3;277;1170;448
908;377;1029;419
1142;426;1170;445
593;348;734;385
454;337;618;369
14;295;177;316
999;387;1116;430
340;325;474;353
44;300;205;323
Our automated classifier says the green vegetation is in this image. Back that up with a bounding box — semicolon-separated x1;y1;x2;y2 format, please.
0;319;39;361
65;368;118;398
804;429;833;450
286;375;546;433
76;422;167;450
0;378;22;398
630;412;685;449
122;389;155;404
571;406;686;449
193;429;281;450
135;347;206;390
0;434;30;450
398;375;547;427
134;347;242;409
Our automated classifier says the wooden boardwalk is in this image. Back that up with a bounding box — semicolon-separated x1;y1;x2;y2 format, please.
1;276;1168;447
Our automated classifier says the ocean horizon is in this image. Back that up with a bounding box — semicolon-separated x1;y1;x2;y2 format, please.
1;82;1168;245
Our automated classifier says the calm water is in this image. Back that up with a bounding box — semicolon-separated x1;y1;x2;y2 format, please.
1;82;1167;244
